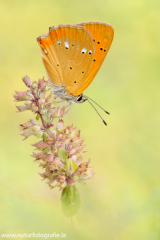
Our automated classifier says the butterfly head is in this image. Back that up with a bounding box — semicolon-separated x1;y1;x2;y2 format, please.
75;93;86;103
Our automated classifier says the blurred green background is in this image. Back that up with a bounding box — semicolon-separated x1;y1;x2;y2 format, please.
0;0;160;239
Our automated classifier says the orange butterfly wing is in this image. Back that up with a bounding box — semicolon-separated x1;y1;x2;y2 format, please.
74;22;114;96
37;25;95;96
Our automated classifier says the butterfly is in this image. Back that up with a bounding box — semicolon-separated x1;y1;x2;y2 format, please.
37;22;114;125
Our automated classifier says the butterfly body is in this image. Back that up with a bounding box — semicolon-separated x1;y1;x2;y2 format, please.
37;22;114;101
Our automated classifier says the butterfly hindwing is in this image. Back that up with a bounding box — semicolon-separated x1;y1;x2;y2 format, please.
75;22;114;96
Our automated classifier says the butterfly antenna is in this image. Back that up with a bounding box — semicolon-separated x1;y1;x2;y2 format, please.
84;95;110;115
87;99;107;126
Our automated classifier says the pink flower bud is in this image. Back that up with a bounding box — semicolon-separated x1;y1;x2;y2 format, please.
40;85;46;92
68;179;74;185
30;125;41;132
22;76;32;87
45;154;53;161
19;122;33;131
57;133;63;139
39;170;52;178
38;78;45;88
38;98;46;105
34;141;48;150
32;81;37;89
16;104;28;112
68;148;76;156
14;91;33;101
71;130;81;142
56;119;64;130
61;138;71;144
76;156;83;165
32;152;45;159
58;175;66;183
31;105;38;112
46;138;54;145
70;154;77;161
21;129;35;139
53;157;60;164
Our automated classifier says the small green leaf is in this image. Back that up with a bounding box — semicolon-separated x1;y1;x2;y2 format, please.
43;133;47;142
55;129;61;133
70;160;78;171
61;185;81;217
42;115;50;123
36;114;40;121
57;148;68;163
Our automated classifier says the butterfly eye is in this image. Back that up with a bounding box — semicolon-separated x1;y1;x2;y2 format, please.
104;49;106;52
57;64;59;66
93;59;96;62
82;71;84;74
100;48;103;51
97;41;100;44
76;94;83;102
88;50;92;55
57;41;61;44
74;81;76;83
70;67;72;69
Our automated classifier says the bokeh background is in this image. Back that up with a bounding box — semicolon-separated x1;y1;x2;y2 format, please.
0;0;160;239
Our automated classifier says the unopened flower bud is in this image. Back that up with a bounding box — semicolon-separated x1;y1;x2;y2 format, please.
38;78;45;88
34;131;43;138
51;180;60;187
32;81;37;89
30;125;41;132
39;170;53;178
38;98;46;105
46;138;54;145
56;119;64;130
79;162;89;168
61;181;67;189
69;148;76;156
41;85;46;92
59;175;66;183
50;103;55;109
16;104;28;112
76;156;83;165
19;122;33;131
68;179;74;185
31;105;38;112
57;133;63;139
14;91;33;101
45;154;53;161
40;108;47;115
76;168;85;174
22;76;32;87
53;157;60;164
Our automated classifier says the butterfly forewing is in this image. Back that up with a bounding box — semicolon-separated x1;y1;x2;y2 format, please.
37;25;95;96
75;22;114;95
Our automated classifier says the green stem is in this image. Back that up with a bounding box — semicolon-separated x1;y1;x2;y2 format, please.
71;215;77;229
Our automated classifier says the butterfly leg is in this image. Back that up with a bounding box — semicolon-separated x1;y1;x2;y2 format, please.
55;100;65;104
55;99;74;113
64;100;74;114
